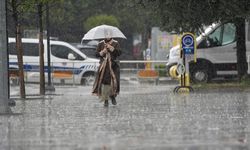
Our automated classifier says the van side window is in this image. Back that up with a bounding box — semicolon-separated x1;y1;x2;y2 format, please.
207;26;222;47
198;23;236;49
51;45;84;60
198;25;222;49
222;23;235;45
8;43;39;56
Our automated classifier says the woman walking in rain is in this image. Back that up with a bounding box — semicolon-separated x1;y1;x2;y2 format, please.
92;33;121;107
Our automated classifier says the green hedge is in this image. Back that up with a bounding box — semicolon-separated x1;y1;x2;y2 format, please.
154;64;167;77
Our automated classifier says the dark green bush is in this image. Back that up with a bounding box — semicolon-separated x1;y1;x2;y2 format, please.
154;64;166;77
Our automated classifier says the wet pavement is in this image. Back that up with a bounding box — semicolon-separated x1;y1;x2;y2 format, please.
1;82;250;150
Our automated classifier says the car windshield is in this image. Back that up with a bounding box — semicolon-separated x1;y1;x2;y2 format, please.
79;47;96;58
71;43;96;58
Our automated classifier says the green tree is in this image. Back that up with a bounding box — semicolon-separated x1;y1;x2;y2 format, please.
84;15;120;31
106;0;160;57
8;0;161;60
46;0;160;50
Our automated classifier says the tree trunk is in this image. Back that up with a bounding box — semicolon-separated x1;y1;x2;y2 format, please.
235;18;248;81
38;3;45;95
11;0;25;98
16;25;26;98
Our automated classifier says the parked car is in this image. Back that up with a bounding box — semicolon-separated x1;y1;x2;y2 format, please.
8;38;99;85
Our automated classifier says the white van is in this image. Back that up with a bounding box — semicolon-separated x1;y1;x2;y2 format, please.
166;21;250;83
8;38;99;85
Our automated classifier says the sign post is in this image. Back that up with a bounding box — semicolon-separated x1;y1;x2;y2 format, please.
174;33;196;93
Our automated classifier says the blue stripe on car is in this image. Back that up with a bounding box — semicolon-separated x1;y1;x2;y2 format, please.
9;62;94;75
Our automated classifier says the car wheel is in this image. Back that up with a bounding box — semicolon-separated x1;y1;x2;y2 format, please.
81;72;95;86
191;68;209;83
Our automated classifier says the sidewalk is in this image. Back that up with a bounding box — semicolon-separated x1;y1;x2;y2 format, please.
1;83;250;150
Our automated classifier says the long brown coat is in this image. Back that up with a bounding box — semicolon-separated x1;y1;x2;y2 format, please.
92;39;121;97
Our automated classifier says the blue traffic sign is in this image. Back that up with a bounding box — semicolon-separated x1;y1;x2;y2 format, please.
182;34;195;55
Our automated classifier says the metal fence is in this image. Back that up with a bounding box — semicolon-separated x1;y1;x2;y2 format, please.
9;60;169;86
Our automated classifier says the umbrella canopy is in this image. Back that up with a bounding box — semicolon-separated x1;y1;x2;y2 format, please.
82;24;126;40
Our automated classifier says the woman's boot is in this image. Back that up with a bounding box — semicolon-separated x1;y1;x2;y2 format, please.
110;96;117;105
104;100;109;107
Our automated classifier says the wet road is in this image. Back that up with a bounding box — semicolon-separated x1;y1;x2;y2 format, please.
1;83;250;150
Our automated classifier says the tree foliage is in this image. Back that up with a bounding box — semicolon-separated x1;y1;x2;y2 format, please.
141;0;250;33
8;1;159;42
141;0;250;79
7;0;160;59
84;15;120;31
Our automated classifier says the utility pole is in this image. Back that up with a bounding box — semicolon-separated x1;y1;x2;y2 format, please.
0;0;11;113
45;2;55;92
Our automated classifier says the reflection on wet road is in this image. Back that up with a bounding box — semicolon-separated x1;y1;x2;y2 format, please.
1;84;250;150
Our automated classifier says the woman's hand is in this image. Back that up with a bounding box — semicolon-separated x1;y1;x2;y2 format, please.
106;44;114;52
100;48;108;56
